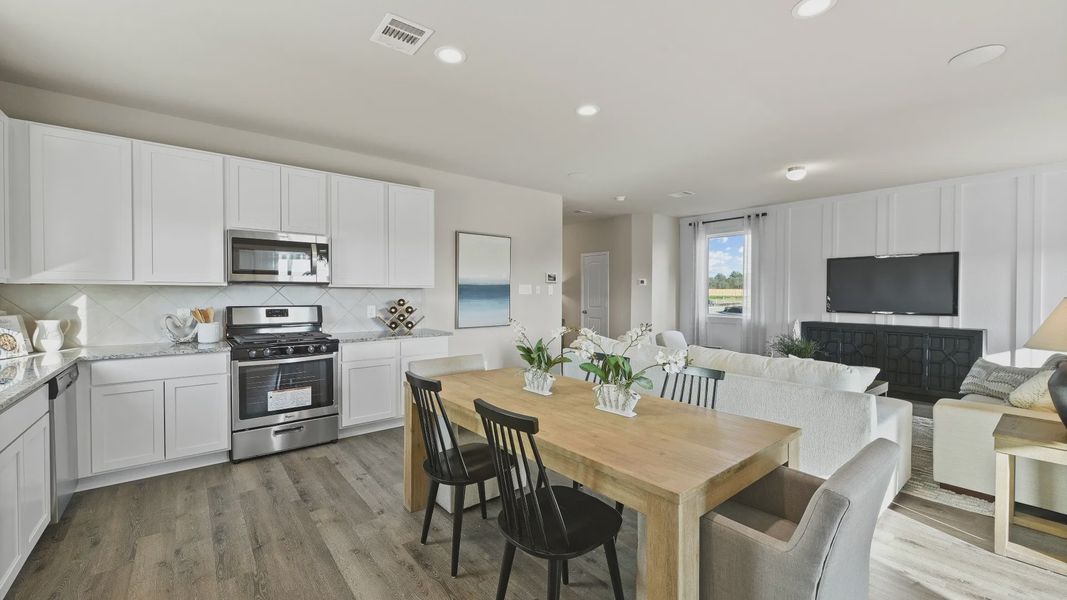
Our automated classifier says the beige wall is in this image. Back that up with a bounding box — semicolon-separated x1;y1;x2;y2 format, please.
563;213;678;341
562;216;631;339
0;81;562;368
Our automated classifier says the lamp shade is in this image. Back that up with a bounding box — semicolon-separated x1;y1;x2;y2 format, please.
1025;298;1067;351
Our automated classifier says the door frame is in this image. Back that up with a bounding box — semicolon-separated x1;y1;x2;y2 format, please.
580;251;610;335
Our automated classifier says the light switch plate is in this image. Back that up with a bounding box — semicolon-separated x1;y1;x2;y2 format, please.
366;305;376;318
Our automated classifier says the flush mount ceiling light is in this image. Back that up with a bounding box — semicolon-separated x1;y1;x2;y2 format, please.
576;104;600;117
948;44;1007;68
785;166;808;181
615;195;626;202
792;0;837;19
434;46;466;64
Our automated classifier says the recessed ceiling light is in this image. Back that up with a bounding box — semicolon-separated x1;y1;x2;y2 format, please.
948;44;1006;68
615;195;626;202
792;0;837;19
434;46;466;64
576;104;600;117
668;191;695;198
785;166;808;181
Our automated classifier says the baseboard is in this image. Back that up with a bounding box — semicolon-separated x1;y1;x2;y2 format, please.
75;451;231;492
339;418;403;439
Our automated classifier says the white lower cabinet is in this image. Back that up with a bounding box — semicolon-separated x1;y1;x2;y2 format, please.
341;358;399;427
0;391;51;599
90;380;166;473
0;440;22;597
164;374;230;459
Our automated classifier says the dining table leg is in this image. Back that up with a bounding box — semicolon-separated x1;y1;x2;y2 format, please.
403;384;429;512
637;496;701;600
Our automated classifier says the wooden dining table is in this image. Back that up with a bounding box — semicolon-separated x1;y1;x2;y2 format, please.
402;368;801;600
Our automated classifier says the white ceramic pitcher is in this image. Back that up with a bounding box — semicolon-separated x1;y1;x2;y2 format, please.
32;319;68;352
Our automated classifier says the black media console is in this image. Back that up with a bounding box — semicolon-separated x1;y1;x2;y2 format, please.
800;321;986;400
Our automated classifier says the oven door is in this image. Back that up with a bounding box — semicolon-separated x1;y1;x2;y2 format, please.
227;230;330;284
232;354;338;430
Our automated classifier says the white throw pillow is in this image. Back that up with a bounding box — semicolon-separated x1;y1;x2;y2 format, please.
1007;370;1056;412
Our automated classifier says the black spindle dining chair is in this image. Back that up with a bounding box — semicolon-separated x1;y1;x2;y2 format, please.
660;365;726;409
407;371;494;577
475;399;625;600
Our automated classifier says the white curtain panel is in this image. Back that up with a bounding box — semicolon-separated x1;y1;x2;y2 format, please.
741;213;768;354
693;220;710;346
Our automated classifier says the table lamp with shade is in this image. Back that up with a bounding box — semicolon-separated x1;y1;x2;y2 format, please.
1024;297;1067;428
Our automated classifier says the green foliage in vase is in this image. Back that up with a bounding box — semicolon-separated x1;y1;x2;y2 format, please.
511;321;571;372
768;333;821;358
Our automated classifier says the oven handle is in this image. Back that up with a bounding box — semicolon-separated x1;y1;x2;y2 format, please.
273;425;305;436
234;353;337;368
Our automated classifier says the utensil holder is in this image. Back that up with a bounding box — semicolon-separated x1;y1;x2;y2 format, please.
196;322;223;343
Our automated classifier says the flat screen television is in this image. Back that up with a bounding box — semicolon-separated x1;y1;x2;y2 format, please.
826;252;959;316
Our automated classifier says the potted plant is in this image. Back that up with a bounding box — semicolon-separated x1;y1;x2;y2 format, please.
571;324;685;417
511;320;571;395
768;321;822;358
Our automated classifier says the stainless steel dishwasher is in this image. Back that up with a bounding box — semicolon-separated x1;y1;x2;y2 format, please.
48;364;79;523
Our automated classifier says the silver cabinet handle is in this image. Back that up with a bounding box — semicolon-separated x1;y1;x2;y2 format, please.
273;425;305;436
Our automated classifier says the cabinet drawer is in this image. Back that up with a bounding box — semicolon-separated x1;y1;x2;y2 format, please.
0;387;48;452
341;340;398;362
90;353;228;386
400;337;449;358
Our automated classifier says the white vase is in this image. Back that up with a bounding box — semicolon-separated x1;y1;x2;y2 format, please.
594;384;640;417
32;319;67;352
196;322;223;344
523;369;556;396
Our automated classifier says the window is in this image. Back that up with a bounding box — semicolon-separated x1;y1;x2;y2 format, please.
707;233;746;316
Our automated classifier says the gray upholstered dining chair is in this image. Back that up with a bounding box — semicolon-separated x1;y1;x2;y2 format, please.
409;354;487;379
699;438;900;600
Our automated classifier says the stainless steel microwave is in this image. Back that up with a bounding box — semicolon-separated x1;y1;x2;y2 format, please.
227;229;330;284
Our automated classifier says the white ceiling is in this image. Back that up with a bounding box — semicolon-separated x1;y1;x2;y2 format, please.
1;1;1064;222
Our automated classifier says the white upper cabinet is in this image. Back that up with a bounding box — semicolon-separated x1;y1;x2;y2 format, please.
225;157;281;231
388;185;435;287
331;175;388;287
28;124;133;282
281;167;328;235
134;141;225;284
0;107;10;281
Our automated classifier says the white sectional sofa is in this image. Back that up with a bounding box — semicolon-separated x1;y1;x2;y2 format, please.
562;337;913;503
934;395;1067;514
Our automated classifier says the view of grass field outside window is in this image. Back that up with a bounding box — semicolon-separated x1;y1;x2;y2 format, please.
708;233;745;316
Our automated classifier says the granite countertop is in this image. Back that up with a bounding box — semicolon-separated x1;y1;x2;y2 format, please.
332;328;453;343
0;329;453;416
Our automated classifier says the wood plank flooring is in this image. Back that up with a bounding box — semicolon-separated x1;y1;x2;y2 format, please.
9;428;1066;599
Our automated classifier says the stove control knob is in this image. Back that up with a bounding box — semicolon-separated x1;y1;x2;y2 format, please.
306;345;316;354
248;350;258;359
262;348;274;357
319;344;329;353
286;346;295;355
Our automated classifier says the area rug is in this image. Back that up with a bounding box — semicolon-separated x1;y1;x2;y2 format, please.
900;416;994;516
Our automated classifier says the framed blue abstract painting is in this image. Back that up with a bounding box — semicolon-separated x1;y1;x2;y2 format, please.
455;231;511;328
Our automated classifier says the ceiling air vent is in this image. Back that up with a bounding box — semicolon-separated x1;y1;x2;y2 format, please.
669;191;695;198
573;210;594;215
370;14;434;55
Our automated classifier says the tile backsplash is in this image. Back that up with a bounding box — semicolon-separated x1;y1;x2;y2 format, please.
0;284;425;347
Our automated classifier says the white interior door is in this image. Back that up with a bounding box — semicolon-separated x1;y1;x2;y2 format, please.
580;251;610;335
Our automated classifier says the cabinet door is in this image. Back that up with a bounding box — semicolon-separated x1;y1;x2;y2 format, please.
29;124;133;281
90;381;165;473
0;108;10;281
341;358;398;427
18;416;49;554
164;374;230;460
134;142;225;283
225;157;281;231
281;167;328;235
388;185;435;287
330;175;387;287
0;441;22;597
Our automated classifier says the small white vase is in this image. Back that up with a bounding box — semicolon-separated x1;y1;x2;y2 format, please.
593;384;640;417
196;322;223;344
523;369;555;396
32;319;67;352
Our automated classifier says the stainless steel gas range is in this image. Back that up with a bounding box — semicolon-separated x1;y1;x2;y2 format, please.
227;305;339;461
